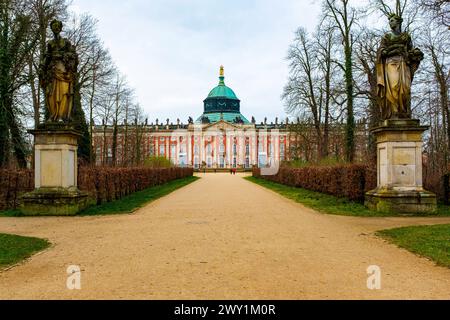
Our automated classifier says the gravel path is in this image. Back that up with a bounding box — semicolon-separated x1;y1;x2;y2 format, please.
0;173;449;299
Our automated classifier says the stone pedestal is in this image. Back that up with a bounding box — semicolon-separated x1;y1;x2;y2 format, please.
365;119;437;214
21;125;90;216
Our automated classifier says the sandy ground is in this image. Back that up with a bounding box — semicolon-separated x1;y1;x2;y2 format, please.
0;173;449;300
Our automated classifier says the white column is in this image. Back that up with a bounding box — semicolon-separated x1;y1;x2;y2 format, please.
253;130;257;166
187;132;192;165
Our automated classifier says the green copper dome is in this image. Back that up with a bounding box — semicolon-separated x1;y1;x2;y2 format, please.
198;66;249;125
207;76;239;100
203;66;241;114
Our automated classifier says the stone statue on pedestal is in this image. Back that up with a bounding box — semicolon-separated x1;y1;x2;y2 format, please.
376;14;424;120
21;20;90;216
40;20;79;123
365;13;436;214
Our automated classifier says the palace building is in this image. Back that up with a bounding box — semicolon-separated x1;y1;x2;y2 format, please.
93;66;289;169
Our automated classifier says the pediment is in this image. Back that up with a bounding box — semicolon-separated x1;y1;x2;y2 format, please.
203;120;242;131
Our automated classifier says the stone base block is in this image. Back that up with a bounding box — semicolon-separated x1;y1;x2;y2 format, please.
21;187;93;216
365;188;437;214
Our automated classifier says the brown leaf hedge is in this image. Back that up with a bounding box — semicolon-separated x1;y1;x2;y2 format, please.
0;169;34;210
0;167;193;210
253;165;378;203
253;164;448;203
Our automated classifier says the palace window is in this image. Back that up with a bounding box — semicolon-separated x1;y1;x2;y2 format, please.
245;144;250;156
171;145;176;159
194;157;200;169
280;144;285;161
159;145;165;156
245;157;250;168
149;144;155;156
258;141;263;153
233;144;237;156
179;154;187;167
258;154;267;168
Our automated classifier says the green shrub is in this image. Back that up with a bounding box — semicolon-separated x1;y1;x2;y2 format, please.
283;157;347;168
144;156;173;168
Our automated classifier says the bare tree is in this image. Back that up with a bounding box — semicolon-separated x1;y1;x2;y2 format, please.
65;13;115;163
110;73;130;166
129;103;146;166
283;27;337;160
419;23;450;166
354;29;381;163
94;81;115;166
414;0;450;28
317;22;339;158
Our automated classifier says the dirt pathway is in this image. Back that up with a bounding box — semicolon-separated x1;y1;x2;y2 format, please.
0;173;449;299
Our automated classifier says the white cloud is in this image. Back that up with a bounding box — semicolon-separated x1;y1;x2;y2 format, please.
70;0;321;123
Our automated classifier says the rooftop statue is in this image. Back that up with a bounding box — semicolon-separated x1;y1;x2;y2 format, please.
40;20;79;123
376;13;424;120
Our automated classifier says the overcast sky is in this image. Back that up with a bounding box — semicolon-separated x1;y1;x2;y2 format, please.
71;0;322;124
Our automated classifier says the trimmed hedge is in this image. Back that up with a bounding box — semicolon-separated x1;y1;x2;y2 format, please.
78;167;193;205
423;165;447;203
0;167;193;210
0;169;34;210
253;165;377;203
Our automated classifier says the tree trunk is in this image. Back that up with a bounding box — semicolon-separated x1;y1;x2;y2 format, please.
89;69;96;164
112;120;117;167
6;98;27;168
323;43;331;159
430;47;450;166
344;38;355;163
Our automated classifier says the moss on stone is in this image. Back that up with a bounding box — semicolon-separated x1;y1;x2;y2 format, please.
20;188;93;216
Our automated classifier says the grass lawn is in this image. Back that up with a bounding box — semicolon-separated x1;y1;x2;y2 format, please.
0;234;50;269
245;176;450;217
0;176;199;217
378;224;450;268
0;210;23;217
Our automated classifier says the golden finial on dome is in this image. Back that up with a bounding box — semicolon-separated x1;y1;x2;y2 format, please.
220;65;224;77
